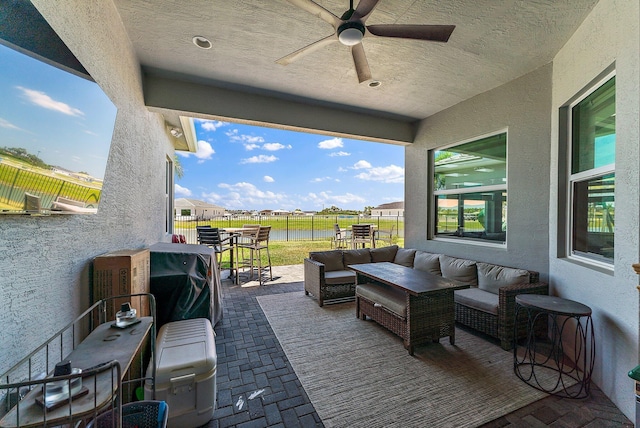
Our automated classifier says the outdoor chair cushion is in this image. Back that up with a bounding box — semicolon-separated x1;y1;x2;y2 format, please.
454;287;498;315
343;248;372;266
393;248;416;267
370;245;398;263
325;270;357;285
440;255;478;286
310;250;344;272
477;262;531;295
356;283;407;318
413;251;442;275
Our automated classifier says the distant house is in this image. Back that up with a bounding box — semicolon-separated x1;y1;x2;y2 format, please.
258;209;273;216
175;198;225;218
371;201;404;217
272;209;290;216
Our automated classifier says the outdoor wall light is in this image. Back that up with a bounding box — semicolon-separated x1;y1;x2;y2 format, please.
169;127;183;138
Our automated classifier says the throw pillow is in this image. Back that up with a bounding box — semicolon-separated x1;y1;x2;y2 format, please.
477;262;530;294
370;245;399;263
413;251;442;275
309;251;344;272
439;255;477;286
343;249;372;266
394;248;417;267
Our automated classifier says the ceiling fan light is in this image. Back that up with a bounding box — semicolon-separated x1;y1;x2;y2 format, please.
337;22;365;46
192;36;212;50
339;28;363;45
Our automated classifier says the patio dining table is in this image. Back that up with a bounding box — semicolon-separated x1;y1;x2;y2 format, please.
220;227;259;284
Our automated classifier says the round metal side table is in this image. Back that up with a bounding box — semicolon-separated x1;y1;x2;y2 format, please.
513;294;594;398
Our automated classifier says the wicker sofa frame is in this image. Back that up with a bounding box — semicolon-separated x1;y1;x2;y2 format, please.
356;284;455;355
454;271;548;350
304;258;357;307
304;246;549;351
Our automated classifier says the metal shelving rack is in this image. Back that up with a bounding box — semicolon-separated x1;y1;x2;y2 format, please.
0;293;156;427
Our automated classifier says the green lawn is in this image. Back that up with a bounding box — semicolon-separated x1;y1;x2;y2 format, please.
217;238;405;268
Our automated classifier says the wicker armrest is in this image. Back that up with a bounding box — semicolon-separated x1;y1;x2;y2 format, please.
304;257;325;303
498;281;549;350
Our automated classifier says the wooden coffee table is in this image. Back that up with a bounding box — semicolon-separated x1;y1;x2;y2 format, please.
349;262;469;355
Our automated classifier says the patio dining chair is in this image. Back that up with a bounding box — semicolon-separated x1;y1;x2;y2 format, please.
236;225;272;285
331;223;350;249
197;226;233;274
374;224;395;247
351;224;374;249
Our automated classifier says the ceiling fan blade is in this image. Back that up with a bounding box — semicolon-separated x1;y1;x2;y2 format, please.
366;24;455;42
351;43;372;83
351;0;379;22
285;0;342;28
276;34;338;65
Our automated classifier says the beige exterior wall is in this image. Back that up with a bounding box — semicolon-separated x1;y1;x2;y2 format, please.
549;0;640;419
0;1;173;373
406;0;639;419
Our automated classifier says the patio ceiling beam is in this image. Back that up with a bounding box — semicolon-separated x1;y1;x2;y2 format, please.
143;71;416;146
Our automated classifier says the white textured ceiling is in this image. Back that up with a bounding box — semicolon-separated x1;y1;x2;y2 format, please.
113;0;597;134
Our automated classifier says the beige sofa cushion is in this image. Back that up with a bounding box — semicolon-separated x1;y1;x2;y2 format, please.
356;283;407;318
413;251;442;275
370;245;398;263
343;248;372;267
325;270;357;285
310;251;344;272
394;248;417;267
439;255;478;286
477;262;530;295
454;288;498;315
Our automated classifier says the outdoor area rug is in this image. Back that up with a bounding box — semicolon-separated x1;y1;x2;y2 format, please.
257;291;554;428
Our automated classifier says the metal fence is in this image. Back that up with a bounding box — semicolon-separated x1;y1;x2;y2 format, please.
174;215;404;244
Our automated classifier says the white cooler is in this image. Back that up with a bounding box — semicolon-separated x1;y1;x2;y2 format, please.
145;318;217;428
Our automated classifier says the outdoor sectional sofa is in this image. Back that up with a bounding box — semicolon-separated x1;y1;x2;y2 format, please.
304;245;548;350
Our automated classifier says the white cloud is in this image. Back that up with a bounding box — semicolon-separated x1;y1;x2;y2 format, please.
263;175;274;182
240;154;278;164
355;164;404;183
0;118;21;130
304;191;366;207
263;143;291;151
353;160;372;169
17;86;84;117
226;129;265;144
199;120;229;131
175;183;192;197
329;151;350;157
175;140;215;163
318;137;343;149
244;143;260;151
195;141;215;161
214;182;290;209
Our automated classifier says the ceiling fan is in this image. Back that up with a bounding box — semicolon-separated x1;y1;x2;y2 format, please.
276;0;455;84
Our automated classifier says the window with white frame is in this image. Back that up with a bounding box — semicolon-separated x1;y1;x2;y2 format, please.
165;156;174;234
433;132;507;243
568;74;615;263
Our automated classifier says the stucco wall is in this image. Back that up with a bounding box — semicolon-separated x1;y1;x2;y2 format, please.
549;0;640;419
0;1;173;373
406;64;552;279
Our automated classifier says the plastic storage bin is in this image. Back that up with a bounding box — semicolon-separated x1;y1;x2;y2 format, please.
145;318;217;428
88;400;168;428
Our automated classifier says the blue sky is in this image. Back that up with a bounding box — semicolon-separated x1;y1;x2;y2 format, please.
0;44;116;179
0;43;404;211
175;119;405;211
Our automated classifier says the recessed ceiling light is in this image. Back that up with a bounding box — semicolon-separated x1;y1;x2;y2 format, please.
192;36;212;49
368;80;381;88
